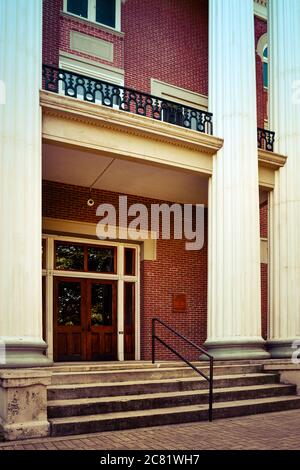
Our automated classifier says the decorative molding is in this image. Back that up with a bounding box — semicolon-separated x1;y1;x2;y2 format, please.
40;90;223;156
254;0;267;20
258;148;287;170
260;238;268;264
70;31;114;62
42;217;157;261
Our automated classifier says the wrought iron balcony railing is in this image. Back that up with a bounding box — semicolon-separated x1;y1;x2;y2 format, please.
42;64;275;151
257;127;275;152
42;64;213;135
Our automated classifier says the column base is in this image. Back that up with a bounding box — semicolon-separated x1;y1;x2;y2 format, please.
0;419;50;442
267;339;300;359
0;369;52;441
202;338;271;360
0;338;53;368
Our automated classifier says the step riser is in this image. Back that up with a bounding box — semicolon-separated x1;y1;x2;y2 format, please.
47;359;273;374
48;374;278;400
50;398;300;437
48;385;296;418
51;365;263;385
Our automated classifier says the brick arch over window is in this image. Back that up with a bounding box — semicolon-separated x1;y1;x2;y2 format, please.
255;20;268;127
257;32;267;60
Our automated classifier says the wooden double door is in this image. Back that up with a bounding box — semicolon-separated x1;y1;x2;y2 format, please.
53;277;117;362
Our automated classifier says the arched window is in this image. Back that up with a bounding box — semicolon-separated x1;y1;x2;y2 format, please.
262;45;268;88
257;33;268;89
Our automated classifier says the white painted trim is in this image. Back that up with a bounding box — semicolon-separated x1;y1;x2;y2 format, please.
46;238;54;361
135;245;141;360
42;217;157;261
42;233;140;362
117;245;124;361
254;0;267;20
59;51;125;86
257;33;268;60
63;0;121;32
151;78;208;111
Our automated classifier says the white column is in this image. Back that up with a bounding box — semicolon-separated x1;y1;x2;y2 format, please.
0;0;51;366
268;0;300;357
206;0;269;359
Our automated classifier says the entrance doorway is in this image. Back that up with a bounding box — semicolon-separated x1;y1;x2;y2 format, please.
43;235;139;362
53;278;117;361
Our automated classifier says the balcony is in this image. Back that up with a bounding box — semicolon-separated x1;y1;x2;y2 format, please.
42;64;275;152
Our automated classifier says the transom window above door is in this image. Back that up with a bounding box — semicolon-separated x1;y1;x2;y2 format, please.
65;0;121;30
55;242;117;273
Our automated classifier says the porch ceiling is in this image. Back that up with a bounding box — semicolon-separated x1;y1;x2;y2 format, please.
43;142;209;205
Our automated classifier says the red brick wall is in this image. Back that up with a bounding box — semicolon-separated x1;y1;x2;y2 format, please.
123;0;208;95
260;202;268;239
255;16;268;128
43;1;268;127
59;13;124;69
43;0;62;66
43;0;124;69
43;180;208;360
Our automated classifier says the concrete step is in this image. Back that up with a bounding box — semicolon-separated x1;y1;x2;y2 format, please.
49;395;300;437
48;372;279;400
50;364;264;385
47;383;296;418
42;359;273;374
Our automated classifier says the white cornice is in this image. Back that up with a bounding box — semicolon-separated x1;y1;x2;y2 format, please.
254;0;267;20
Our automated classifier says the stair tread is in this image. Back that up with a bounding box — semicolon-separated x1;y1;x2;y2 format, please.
51;363;262;376
48;372;277;391
49;395;300;424
48;383;294;407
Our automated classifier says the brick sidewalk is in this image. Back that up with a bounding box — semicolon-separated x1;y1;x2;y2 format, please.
0;409;299;450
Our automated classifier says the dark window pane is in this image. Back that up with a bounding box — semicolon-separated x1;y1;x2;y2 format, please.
55;243;84;271
67;0;88;18
91;284;113;326
42;239;46;269
57;282;81;326
124;283;134;326
88;247;115;273
263;46;268;59
124;248;135;275
263;61;268;88
96;0;116;27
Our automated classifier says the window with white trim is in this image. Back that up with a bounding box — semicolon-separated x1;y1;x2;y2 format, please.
262;45;268;89
64;0;121;30
257;33;268;90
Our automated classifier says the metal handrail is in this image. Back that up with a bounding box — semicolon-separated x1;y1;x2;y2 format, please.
42;64;213;135
257;127;275;152
152;317;214;422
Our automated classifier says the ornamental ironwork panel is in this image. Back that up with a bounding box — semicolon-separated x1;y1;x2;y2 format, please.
42;64;213;135
257;127;275;152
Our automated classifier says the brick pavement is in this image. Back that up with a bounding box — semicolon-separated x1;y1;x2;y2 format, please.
0;409;299;450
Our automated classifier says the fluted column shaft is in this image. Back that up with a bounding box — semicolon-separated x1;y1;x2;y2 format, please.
0;0;51;366
268;0;300;357
206;0;269;359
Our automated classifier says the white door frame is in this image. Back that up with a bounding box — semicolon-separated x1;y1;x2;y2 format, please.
42;234;140;362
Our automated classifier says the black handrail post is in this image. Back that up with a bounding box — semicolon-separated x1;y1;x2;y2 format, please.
152;317;214;422
209;357;214;422
152;318;155;364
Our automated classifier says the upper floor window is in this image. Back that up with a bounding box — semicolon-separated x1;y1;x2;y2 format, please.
65;0;120;30
262;46;268;89
257;33;268;89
